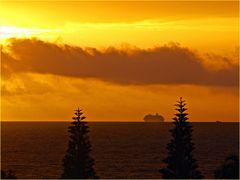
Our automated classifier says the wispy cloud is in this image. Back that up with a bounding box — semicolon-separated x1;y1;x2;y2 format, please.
64;17;237;32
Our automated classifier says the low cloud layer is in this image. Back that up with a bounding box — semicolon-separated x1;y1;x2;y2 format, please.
2;38;238;86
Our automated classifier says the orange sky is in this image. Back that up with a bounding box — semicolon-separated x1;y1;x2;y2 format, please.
0;1;239;121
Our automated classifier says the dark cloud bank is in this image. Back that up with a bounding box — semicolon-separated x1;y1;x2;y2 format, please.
2;38;238;86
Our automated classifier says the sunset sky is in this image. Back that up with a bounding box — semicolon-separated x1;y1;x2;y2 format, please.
0;1;239;121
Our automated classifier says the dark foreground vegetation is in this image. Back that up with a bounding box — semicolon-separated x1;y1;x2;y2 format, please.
1;170;17;179
214;155;239;179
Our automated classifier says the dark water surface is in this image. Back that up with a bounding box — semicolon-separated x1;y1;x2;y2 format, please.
1;122;239;179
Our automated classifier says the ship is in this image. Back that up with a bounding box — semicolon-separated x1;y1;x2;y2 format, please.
143;113;164;122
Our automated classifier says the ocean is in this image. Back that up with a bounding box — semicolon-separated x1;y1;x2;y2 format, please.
1;122;239;179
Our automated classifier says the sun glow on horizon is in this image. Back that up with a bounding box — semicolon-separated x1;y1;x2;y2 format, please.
0;26;62;44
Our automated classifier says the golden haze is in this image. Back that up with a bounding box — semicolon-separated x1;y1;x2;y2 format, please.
0;1;239;121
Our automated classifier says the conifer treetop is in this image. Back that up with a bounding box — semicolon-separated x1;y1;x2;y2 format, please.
160;97;204;179
61;108;98;179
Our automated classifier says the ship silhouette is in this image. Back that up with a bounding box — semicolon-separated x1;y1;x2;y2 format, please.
143;113;164;122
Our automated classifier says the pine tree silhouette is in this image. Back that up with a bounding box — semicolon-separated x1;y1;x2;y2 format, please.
160;97;203;179
61;108;98;179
